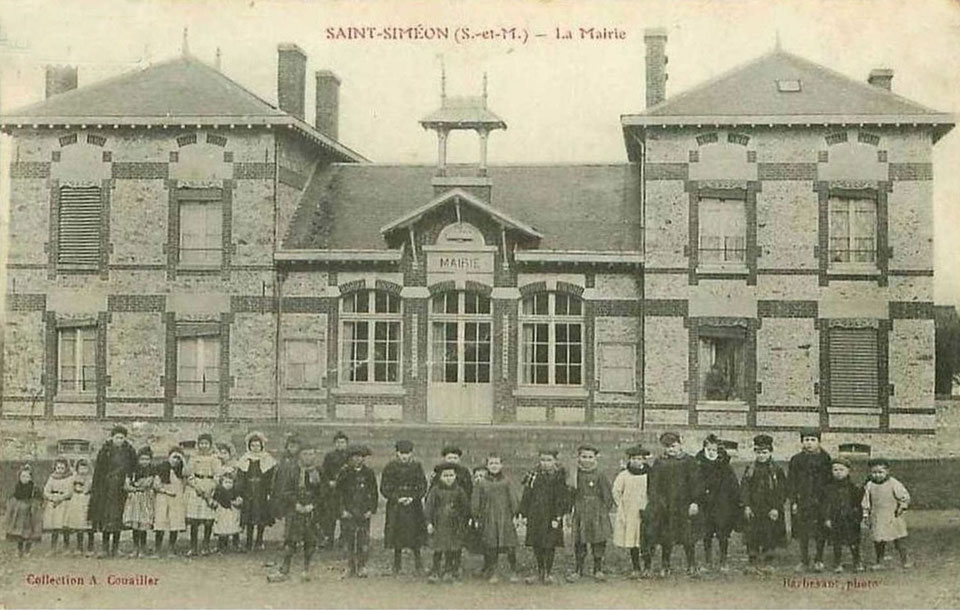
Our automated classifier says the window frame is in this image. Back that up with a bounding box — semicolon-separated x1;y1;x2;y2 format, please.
57;325;98;395
518;292;584;388
177;193;224;269
176;334;221;399
697;196;748;272
56;184;104;273
696;330;748;405
428;290;492;385
827;195;879;272
339;289;403;385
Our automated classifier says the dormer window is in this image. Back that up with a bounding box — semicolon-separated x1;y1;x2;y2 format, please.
776;79;802;92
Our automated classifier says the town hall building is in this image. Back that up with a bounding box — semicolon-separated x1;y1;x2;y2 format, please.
1;32;953;458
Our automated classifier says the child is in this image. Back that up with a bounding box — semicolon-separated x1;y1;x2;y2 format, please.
320;431;350;549
464;466;489;558
787;427;832;572
336;445;378;577
268;444;324;582
89;425;138;558
6;464;43;557
695;434;741;572
425;463;470;583
431;445;473;500
123;446;156;558
153;448;187;557
42;457;74;554
612;445;651;579
740;434;787;574
185;432;219;556
213;442;240;550
236;431;277;552
648;432;701;577
65;458;95;556
862;458;911;570
211;472;243;553
380;440;428;576
823;456;864;572
519;449;569;584
567;444;614;582
472;453;520;583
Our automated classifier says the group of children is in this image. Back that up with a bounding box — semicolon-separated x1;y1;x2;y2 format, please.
4;425;913;585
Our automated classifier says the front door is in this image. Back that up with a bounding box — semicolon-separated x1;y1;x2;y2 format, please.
427;291;493;423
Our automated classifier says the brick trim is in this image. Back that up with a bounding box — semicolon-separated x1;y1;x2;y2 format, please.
107;295;166;312
5;294;47;311
375;279;404;295
518;281;547;297
10;162;51;179
878;320;891;430
339;279;367;295
687;317;757;426
165;183;179;280
219;313;232;418
43;311;57;417
815;182;889;287
221;181;234;281
95;312;108;417
111;162;168;180
231;296;277;314
757;163;817;181
166;183;232;280
99;179;112;279
234;162;274;179
686;181;759;285
889;163;932;181
464;280;493;296
877;183;890;287
592;300;640;316
644;299;688;317
47;180;59;279
280;297;328;313
645;163;688;181
889;301;935;319
757;300;818;318
162;312;177;417
554;281;585;298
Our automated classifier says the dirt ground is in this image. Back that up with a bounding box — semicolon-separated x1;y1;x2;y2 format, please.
2;510;959;609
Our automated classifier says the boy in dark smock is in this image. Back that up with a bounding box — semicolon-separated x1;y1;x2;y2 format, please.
380;440;428;575
823;456;864;573
519;449;569;584
787;427;832;572
567;444;614;582
695;434;741;572
88;424;138;557
336;445;378;577
472;453;520;583
424;463;470;583
319;431;350;548
648;431;702;576
268;444;324;583
740;434;787;573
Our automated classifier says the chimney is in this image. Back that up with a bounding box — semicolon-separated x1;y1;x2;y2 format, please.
644;28;668;108
868;68;894;91
45;65;78;99
315;70;341;140
277;43;306;121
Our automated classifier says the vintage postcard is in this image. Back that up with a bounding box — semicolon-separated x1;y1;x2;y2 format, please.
1;0;959;608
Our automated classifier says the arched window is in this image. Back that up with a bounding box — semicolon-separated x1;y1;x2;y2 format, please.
341;290;402;383
520;292;583;386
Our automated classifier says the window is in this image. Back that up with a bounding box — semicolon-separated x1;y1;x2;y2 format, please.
284;338;323;390
698;198;746;266
341;290;401;383
829;196;877;266
698;327;746;402
58;185;102;267
430;291;491;384
178;189;222;267
829;328;879;408
177;331;220;397
520;292;583;386
58;326;97;393
597;343;635;393
776;79;802;92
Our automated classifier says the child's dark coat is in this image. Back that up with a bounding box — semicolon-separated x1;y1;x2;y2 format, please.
518;467;569;548
740;460;787;551
471;472;520;548
787;449;833;539
380;458;428;550
823;477;863;546
648;453;701;547
570;467;614;544
424;483;470;551
694;448;741;538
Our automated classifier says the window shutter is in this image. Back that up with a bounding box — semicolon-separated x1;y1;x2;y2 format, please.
58;186;102;266
829;329;878;408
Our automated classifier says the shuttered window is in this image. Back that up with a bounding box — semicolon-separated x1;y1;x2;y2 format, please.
178;189;223;267
829;328;879;408
58;186;102;266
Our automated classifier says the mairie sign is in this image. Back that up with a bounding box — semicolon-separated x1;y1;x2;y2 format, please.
426;250;494;275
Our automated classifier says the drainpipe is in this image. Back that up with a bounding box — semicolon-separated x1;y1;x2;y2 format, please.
636;133;646;432
273;138;282;424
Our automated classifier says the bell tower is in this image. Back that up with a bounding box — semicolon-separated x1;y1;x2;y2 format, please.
420;68;506;179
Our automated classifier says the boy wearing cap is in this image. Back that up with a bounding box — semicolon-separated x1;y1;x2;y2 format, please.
268;444;324;582
648;432;701;577
612;445;651;578
566;444;614;582
695;434;741;573
787;428;833;572
320;431;349;549
425;463;471;583
336;445;378;577
740;434;787;573
519;448;569;584
431;445;473;500
380;440;428;576
823;456;864;572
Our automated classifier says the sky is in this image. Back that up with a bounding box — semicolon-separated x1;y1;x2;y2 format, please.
0;0;958;305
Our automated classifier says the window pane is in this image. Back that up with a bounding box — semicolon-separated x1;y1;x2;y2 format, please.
699;336;745;401
343;293;357;313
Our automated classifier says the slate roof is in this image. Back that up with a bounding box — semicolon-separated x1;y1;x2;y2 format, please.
0;55;366;162
420;96;507;130
622;49;954;133
283;164;640;251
